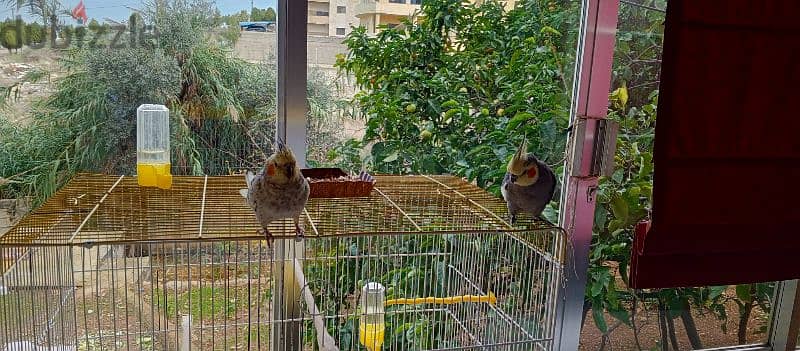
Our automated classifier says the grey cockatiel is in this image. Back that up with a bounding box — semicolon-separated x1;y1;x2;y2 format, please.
501;139;557;224
239;141;310;245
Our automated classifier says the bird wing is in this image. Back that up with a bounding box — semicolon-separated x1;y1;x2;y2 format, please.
239;171;258;199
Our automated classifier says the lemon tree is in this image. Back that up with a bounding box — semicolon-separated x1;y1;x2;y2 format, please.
336;0;578;196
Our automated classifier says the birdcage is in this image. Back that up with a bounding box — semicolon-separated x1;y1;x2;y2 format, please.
0;173;565;351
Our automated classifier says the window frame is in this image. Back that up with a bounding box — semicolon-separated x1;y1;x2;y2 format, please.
277;0;797;349
556;0;793;350
337;5;347;14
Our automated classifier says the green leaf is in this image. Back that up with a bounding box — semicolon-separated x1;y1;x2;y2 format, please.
592;307;608;334
441;99;459;109
708;286;727;300
467;145;493;157
382;151;399;163
736;284;752;302
590;268;611;297
607;219;624;233
608;306;631;327
612;169;624;183
506;112;534;131
610;195;629;222
594;206;608;231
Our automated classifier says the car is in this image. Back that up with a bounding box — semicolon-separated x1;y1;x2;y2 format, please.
244;25;267;32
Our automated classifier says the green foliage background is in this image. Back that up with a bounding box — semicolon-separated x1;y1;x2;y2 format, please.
335;0;579;207
334;0;775;348
0;0;777;348
0;0;344;205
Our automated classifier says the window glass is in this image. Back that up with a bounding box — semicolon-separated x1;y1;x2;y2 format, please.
579;1;776;349
337;5;347;14
0;0;278;192
336;27;346;36
303;0;583;349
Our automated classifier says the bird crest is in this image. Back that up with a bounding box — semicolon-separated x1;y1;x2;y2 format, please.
508;137;529;175
273;138;297;165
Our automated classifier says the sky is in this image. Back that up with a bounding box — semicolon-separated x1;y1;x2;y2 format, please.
3;0;278;23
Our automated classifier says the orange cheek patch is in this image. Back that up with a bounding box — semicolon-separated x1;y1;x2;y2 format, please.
527;168;538;178
267;164;276;176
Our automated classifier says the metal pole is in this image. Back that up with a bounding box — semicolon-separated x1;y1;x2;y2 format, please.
770;280;800;351
554;0;620;349
273;0;308;349
277;0;309;165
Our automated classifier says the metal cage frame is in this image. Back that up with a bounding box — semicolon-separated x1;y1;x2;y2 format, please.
1;174;566;351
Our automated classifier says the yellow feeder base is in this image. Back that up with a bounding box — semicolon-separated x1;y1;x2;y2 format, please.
359;322;385;351
137;163;173;189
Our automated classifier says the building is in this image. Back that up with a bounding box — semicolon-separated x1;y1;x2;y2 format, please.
308;0;361;37
352;0;517;35
353;0;420;35
304;0;518;37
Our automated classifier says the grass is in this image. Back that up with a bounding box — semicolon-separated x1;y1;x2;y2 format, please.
154;286;253;321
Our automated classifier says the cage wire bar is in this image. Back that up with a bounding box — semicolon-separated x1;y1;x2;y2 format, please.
0;174;565;350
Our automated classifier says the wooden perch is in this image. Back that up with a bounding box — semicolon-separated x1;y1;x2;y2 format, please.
292;259;339;351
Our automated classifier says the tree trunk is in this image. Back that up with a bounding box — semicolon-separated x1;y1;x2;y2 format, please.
738;285;756;344
658;302;671;351
632;297;645;351
581;300;591;330
666;309;680;350
680;302;703;349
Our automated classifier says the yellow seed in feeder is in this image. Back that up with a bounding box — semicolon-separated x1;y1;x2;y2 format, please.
136;163;172;189
359;321;385;351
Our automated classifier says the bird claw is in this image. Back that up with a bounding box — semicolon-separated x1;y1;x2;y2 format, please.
257;228;274;248
295;224;305;242
509;214;517;225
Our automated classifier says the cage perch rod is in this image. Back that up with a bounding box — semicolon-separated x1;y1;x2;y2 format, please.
384;293;497;306
373;188;422;231
449;263;539;342
293;259;339;351
197;175;208;238
67;175;125;243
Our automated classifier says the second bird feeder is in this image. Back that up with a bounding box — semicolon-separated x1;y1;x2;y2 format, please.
136;104;172;189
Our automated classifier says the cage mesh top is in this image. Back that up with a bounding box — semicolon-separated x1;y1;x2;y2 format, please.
0;173;557;246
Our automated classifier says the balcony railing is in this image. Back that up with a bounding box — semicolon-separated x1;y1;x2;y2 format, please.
354;0;421;17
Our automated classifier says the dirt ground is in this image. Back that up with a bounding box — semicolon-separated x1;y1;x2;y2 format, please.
0;48;62;125
0;39;774;351
579;286;771;350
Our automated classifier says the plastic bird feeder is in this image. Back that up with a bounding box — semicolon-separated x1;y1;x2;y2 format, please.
136;104;172;189
359;282;386;351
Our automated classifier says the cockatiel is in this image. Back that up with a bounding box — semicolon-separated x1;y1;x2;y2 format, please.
239;141;310;245
501;138;557;224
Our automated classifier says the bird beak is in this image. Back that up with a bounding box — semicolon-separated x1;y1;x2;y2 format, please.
284;164;294;177
510;174;518;183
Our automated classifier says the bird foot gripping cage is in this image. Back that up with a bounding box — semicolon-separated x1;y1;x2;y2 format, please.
0;174;566;350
